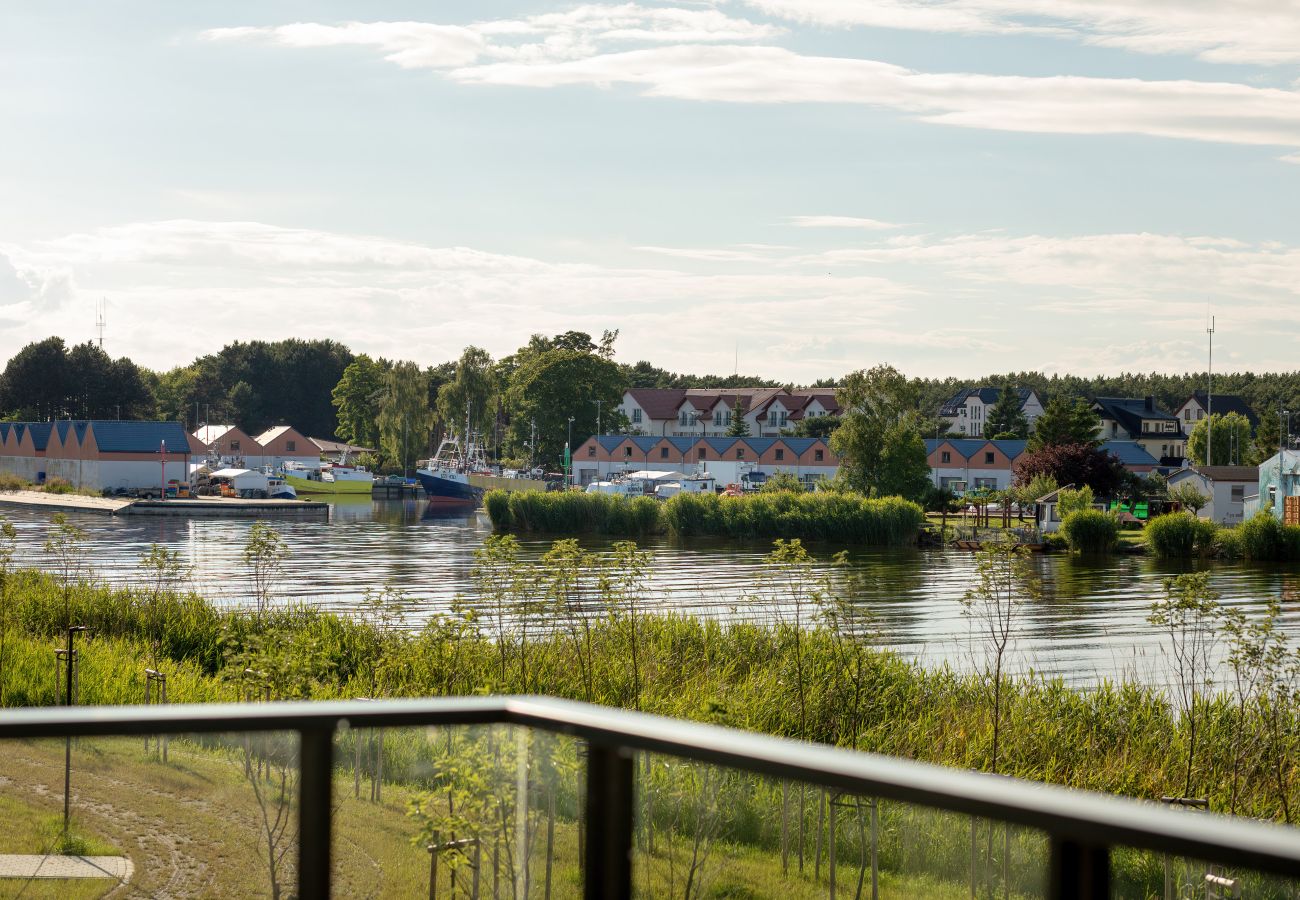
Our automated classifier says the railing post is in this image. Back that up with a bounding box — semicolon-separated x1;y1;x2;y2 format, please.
584;742;633;900
298;725;335;899
1049;836;1108;900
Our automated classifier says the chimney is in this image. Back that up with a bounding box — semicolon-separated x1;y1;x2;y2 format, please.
1144;395;1155;412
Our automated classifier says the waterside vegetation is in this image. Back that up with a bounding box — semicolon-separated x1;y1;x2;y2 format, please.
483;489;926;544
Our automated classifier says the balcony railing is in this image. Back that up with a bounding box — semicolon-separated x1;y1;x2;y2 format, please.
1;696;1298;898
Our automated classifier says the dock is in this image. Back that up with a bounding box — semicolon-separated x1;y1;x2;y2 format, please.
0;490;328;518
371;482;422;499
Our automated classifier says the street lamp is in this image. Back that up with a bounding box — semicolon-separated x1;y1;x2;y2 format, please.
566;416;575;488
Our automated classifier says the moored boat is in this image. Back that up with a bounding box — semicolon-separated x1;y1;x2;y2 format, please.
282;460;374;494
416;435;490;508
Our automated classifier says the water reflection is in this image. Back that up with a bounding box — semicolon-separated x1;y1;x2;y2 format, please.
4;500;1298;686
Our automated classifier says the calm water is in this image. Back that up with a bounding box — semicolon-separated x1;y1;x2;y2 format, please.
5;497;1299;686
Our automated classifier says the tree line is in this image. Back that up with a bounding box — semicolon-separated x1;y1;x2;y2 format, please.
3;333;1299;480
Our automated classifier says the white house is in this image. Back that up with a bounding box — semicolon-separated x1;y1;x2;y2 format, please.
617;387;829;438
1165;465;1257;525
1172;392;1260;438
939;388;1044;438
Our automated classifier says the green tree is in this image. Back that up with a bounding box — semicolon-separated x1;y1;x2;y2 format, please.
830;364;917;494
505;348;626;465
1057;485;1095;518
1027;395;1101;450
1252;408;1283;464
376;362;434;473
876;413;932;501
726;399;751;437
0;337;71;419
331;354;387;448
985;386;1029;439
436;346;497;440
784;415;838;439
1187;412;1252;466
1167;481;1210;514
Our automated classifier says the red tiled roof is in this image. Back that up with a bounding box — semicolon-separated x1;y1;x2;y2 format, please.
626;389;687;420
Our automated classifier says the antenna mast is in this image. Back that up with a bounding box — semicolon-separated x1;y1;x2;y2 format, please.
95;298;107;349
1206;314;1215;467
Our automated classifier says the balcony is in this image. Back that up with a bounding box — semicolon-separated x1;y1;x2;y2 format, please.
1;697;1297;898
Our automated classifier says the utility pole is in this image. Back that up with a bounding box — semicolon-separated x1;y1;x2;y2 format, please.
1206;315;1215;466
593;399;603;437
95;298;106;349
63;625;87;838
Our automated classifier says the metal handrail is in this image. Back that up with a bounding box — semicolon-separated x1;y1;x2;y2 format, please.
3;696;1298;898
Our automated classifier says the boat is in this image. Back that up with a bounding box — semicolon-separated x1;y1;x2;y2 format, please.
415;434;491;509
265;470;298;500
281;457;374;494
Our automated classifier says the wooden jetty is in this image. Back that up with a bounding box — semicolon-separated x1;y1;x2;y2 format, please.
0;490;328;518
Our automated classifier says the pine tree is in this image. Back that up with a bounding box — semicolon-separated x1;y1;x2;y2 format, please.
1251;408;1283;464
727;399;751;437
1027;396;1101;451
985;386;1029;439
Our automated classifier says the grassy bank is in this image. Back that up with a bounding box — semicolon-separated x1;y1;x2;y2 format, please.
1;529;1298;896
485;488;925;545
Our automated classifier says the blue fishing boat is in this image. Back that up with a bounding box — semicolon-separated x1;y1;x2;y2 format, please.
415;435;487;508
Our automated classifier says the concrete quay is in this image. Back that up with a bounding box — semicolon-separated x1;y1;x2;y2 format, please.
0;490;328;518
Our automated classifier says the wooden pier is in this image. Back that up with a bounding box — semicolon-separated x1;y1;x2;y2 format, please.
371;482;422;499
0;490;328;518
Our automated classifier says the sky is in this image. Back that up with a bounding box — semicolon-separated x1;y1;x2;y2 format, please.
2;1;1300;382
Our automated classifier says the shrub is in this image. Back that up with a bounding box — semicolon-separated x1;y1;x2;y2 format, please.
662;491;923;545
483;490;664;536
1060;509;1118;553
1057;486;1094;518
0;473;26;492
1214;526;1243;560
1144;512;1217;558
1237;512;1280;561
41;477;75;495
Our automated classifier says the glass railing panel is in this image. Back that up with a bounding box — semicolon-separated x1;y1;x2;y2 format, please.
0;731;299;898
633;752;1049;899
332;723;583;898
1111;845;1300;899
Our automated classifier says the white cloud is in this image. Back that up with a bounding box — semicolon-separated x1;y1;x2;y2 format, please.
740;0;1300;66
0;220;909;379
0;248;73;310
206;12;1300;151
1281;153;1300;164
450;44;1300;148
203;5;780;69
788;215;902;230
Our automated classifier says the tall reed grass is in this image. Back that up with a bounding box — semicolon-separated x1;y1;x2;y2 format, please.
1144;511;1300;560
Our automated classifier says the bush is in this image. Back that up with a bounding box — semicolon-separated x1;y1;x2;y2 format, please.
662;490;924;545
1057;486;1094;518
41;477;75;495
1060;509;1118;553
1234;512;1300;561
1144;512;1217;558
1214;526;1243;560
0;473;27;492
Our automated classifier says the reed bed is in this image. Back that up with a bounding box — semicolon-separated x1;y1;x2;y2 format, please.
1145;511;1300;560
485;488;926;545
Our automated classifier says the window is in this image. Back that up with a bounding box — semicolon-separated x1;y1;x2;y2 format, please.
624;447;633;458
941;451;952;463
814;449;824;462
587;445;596;457
660;447;669;459
974;477;996;489
1197;410;1205;420
697;448;706;460
984;452;995;464
1231;484;1245;502
632;409;642;424
779;412;787;427
231;440;240;451
768;411;778;426
286;440;296;451
714;411;722;426
960;408;967;417
736;448;745;459
775;448;784;461
1164;421;1176;433
679;412;690;426
724;412;732;426
1183;409;1191;421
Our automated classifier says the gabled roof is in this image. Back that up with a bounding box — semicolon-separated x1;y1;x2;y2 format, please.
590;435;831;455
194;424;240;444
939;387;1036;416
309;437;376;454
24;423;52;451
924;438;1029;461
1169;465;1258;484
1098;440;1159;466
89;421;192;452
1092;397;1178;436
1178;392;1259;429
255;425;307;445
624;389;686;420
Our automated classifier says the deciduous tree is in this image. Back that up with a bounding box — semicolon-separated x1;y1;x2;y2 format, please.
331;354;387;448
1012;442;1123;496
1187;412;1252;466
376;362;434;473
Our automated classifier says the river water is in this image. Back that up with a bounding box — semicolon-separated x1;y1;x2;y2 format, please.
5;498;1299;686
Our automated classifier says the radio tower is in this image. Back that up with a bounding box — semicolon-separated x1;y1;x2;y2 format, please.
95;298;107;349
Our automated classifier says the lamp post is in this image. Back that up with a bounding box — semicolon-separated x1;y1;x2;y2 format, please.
566;416;575;488
63;624;87;838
